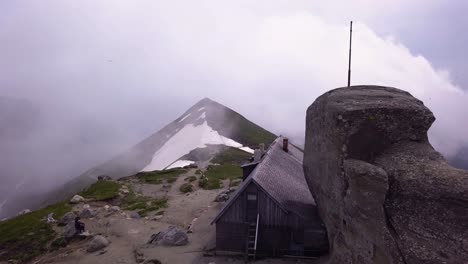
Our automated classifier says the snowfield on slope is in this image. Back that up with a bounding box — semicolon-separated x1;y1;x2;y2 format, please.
141;121;254;171
166;160;195;169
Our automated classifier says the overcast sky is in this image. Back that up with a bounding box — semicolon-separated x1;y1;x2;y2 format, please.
1;1;468;204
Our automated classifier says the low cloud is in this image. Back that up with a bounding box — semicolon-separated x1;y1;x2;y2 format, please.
1;1;467;216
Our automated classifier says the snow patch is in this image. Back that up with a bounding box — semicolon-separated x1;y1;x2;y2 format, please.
196;112;206;120
197;107;205;111
166;160;195;169
178;113;191;123
141;121;253;171
240;146;255;154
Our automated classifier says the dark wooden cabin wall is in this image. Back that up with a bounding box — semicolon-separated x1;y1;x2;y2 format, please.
216;221;247;252
257;189;289;226
221;191;245;222
216;181;328;256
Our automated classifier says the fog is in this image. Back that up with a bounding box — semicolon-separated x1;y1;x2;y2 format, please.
1;0;468;217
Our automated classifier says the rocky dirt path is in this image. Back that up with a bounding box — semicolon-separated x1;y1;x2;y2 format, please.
34;169;223;264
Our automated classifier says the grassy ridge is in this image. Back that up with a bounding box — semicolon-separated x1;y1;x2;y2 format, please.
121;193;167;217
199;164;243;190
0;202;72;262
211;147;252;165
136;168;188;184
79;180;121;200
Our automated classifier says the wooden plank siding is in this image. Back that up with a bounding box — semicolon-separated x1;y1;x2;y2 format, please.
216;181;329;256
216;221;247;252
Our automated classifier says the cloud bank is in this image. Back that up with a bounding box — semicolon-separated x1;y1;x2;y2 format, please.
1;0;467;216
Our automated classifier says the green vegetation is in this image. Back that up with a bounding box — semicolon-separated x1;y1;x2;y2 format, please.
210;108;276;147
185;176;197;182
0;202;72;262
50;237;68;250
212;147;252;165
198;176;209;189
79;180;121;201
121;193;167;217
136;168;187;184
179;183;194;193
201;164;242;190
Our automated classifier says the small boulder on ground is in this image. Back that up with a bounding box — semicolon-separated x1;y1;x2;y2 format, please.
80;208;97;218
110;206;120;212
87;235;110;252
130;211;141;219
214;191;229;202
150;215;163;221
148;226;188;246
70;195;85;204
97;175;112;181
59;212;76;226
63;221;77;238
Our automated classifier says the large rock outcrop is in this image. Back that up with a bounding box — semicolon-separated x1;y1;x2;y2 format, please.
303;85;468;264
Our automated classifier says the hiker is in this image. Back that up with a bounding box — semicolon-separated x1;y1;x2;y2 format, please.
75;217;85;233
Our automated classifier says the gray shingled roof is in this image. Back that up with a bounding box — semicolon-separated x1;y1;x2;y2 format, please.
212;136;316;223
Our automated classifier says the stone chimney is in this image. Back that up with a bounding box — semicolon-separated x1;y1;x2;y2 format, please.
283;138;289;152
259;143;265;154
253;149;262;162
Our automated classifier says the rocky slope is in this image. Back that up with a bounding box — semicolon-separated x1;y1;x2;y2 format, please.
56;98;276;206
304;86;468;264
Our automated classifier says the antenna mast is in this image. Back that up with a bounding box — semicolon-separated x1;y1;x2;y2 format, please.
347;21;353;87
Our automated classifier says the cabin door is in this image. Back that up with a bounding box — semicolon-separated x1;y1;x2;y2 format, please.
246;192;258;223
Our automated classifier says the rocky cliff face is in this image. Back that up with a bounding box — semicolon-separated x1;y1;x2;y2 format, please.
303;85;468;264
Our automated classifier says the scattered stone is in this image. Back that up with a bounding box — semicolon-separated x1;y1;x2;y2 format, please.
87;235;110;252
83;204;91;209
80;208;97;218
104;205;110;211
16;209;31;216
70;195;85;204
162;184;171;189
59;212;76;226
110;206;121;212
149;215;163;221
134;247;145;263
214;192;229;202
63;221;77;238
98;175;112;181
148;226;188;246
47;213;56;223
130;211;141;219
97;249;107;255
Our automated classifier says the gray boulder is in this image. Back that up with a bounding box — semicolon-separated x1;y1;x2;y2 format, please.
59;212;76;226
63;221;77;238
214;192;229;202
304;86;468;264
130;211;141;219
87;235;110;252
148;226;188;246
70;195;85;204
110;206;121;212
80;208;97;218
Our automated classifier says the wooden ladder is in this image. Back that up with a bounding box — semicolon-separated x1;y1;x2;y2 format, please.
246;214;259;261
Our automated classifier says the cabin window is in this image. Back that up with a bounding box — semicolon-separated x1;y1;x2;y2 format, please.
247;193;257;201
